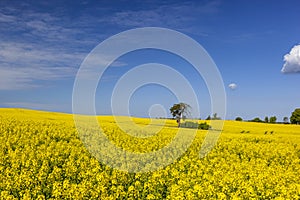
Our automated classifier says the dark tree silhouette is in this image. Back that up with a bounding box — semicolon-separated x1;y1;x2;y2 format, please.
235;117;243;121
269;116;277;124
290;108;300;124
283;117;289;124
170;103;191;127
212;113;221;120
264;116;269;123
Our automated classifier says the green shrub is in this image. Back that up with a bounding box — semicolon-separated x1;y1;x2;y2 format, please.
180;121;210;130
198;122;210;130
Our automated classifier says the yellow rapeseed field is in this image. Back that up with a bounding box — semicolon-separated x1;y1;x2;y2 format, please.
0;108;299;199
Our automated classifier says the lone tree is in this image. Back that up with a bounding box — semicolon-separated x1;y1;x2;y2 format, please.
170;103;191;127
212;113;221;120
264;116;269;123
269;116;277;124
235;117;243;121
283;117;289;124
290;108;300;124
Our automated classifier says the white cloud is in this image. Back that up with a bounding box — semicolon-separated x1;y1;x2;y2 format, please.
281;44;300;73
228;83;237;90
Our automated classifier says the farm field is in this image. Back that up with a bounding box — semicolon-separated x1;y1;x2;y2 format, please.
0;108;300;199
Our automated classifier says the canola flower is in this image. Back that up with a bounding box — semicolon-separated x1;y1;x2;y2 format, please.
0;108;299;199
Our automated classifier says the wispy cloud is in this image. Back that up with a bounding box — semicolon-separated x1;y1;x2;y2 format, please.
102;0;221;31
0;0;220;90
0;40;126;89
281;44;300;73
0;41;84;90
0;5;97;90
0;12;16;22
0;42;83;65
0;65;75;90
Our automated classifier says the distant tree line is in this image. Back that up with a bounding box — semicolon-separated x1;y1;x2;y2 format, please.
234;108;300;124
205;113;221;120
169;103;300;127
234;116;277;123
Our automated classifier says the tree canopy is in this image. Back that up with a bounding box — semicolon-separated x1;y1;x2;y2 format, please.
170;103;191;127
269;116;277;124
251;117;263;123
212;113;221;120
264;116;269;123
283;117;289;124
290;108;300;124
235;117;243;121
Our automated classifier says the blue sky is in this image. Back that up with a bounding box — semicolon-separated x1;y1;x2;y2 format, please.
0;0;300;120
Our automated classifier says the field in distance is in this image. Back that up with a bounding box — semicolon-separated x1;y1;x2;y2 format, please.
0;108;299;199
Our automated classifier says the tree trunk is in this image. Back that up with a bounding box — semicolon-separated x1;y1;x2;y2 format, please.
178;113;183;127
177;118;180;127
